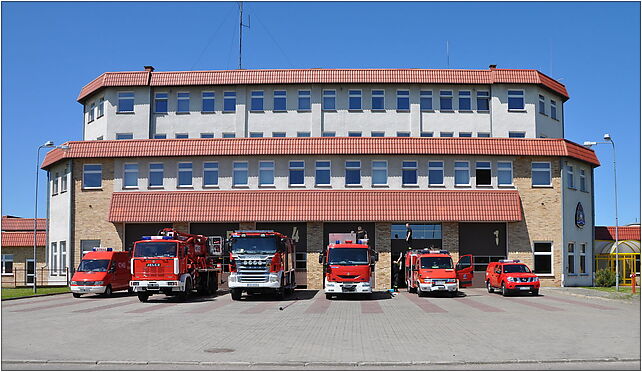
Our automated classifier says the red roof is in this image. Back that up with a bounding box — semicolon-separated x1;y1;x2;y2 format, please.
77;68;569;102
1;232;46;247
41;137;599;169
2;216;46;231
595;226;640;241
108;190;523;223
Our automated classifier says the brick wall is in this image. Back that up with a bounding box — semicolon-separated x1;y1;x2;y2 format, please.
374;252;391;290
443;222;459;261
1;246;47;288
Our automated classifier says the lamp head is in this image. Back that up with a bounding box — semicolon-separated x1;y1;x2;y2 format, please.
603;133;612;141
43;141;54;147
583;141;596;147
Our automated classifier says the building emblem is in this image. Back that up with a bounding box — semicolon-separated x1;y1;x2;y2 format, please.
575;202;586;228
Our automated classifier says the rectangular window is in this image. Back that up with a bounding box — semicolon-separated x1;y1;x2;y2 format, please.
402;160;418;186
397;90;410;111
538;94;546;115
80;240;100;258
202;92;215;112
117;92;134;113
567;164;575;189
52;172;59;195
532;162;552;186
440;90;453;111
259;161;275;186
349;90;362;110
476;91;490;111
428;161;444;186
440;132;453;137
475;161;492;186
222;133;236;138
1;254;14;274
459;132;472;137
420;132;433;137
315;160;331;186
251;91;264;111
348;131;362;137
567;243;575;274
396;131;411;137
371;89;385;110
322;131;336;137
551;100;558;120
149;163;164;188
60;169;68;192
507;90;525;110
580;243;587;274
123;163;139;188
50;242;57;275
83;164;102;188
298;90;311;111
497;162;513;186
579;169;587;192
420;90;433;110
372;160;387;186
371;131;385;137
97;97;105;118
508;132;526;138
289;161;305;186
233;162;248;186
177;92;190;113
345;161;361;186
273;90;287;111
250;132;264;138
533;242;553;274
175;133;189;139
200;133;214;138
60;241;67;275
323;90;336;110
272;132;286;137
155;92;168;113
203;162;219;187
116;133;133;140
88;103;95;122
455;161;470;186
458;90;471;111
297;132;311;137
177;162;193;187
477;132;491;137
153;134;167;139
223;91;236;112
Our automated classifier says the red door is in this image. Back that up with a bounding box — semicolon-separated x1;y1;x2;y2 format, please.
456;255;474;288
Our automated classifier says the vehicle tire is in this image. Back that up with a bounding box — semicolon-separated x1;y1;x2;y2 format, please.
230;288;242;301
531;289;539;296
127;287;133;295
137;293;149;302
417;286;424;297
325;293;333;300
103;285;112;297
72;293;82;298
486;281;494;293
501;282;508;297
211;273;219;295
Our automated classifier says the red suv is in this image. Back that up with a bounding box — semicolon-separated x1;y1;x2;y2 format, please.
485;260;540;296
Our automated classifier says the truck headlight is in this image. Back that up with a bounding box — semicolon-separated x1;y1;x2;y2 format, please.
531;277;539;282
94;281;104;285
423;279;431;283
506;277;516;282
269;275;279;282
71;281;79;285
446;279;456;283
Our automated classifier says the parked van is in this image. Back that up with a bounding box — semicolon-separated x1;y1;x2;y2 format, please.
70;248;131;297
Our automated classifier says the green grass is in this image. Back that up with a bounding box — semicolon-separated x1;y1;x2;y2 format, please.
2;286;70;299
581;286;641;296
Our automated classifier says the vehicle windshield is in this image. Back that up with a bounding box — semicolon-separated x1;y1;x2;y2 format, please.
420;257;453;269
133;242;177;258
77;259;110;272
230;237;277;255
327;248;369;265
503;264;531;273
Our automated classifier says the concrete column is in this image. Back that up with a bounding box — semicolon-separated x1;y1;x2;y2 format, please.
311;85;322;137
173;222;189;232
442;222;460;262
239;222;256;230
409;86;421;136
374;252;391;290
235;86;247;137
306;222;324;289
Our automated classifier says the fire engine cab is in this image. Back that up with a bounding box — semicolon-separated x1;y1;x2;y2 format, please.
405;249;473;297
320;234;378;299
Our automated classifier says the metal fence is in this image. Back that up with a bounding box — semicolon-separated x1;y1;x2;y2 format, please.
1;268;69;288
595;253;640;284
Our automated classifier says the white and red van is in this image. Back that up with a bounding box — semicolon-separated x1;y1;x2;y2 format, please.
405;249;473;296
70;248;131;297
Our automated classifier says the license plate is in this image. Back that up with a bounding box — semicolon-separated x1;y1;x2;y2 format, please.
148;283;159;288
247;283;259;287
434;281;445;285
519;286;531;290
342;286;356;292
79;288;89;292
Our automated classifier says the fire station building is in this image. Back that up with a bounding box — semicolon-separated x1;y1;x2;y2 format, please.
42;67;600;288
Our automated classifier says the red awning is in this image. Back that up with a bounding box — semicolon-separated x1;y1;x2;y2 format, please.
108;190;522;223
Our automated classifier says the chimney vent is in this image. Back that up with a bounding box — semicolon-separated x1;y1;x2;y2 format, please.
489;64;497;69
144;66;155;72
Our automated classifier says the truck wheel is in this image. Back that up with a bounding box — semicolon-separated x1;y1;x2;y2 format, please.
209;274;218;296
103;285;112;297
325;293;332;300
72;293;82;298
531;289;539;296
486;281;494;293
178;278;192;300
230;288;242;301
501;283;508;297
137;293;149;302
417;286;424;297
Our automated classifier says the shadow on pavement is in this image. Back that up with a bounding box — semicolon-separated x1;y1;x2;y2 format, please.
327;290;394;301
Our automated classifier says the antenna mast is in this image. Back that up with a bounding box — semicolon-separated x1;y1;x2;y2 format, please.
238;2;250;69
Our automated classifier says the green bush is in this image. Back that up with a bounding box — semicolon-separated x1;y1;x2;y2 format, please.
595;269;616;287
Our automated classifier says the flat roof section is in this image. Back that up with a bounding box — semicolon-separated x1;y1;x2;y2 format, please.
108;189;523;223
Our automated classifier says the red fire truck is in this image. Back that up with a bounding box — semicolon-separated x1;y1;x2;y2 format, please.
129;228;223;302
320;234;378;299
405;249;473;297
227;231;296;300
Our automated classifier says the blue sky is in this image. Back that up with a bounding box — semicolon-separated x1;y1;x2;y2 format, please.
2;1;640;226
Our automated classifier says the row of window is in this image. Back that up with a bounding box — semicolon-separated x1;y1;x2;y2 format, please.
1;254;13;275
112;131;527;140
83;160;555;189
51;170;68;196
49;241;67;275
106;89;558;117
86;97;105;123
566;165;588;192
567;242;588;274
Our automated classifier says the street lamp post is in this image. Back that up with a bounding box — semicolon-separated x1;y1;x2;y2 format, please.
583;134;620;291
33;141;55;293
